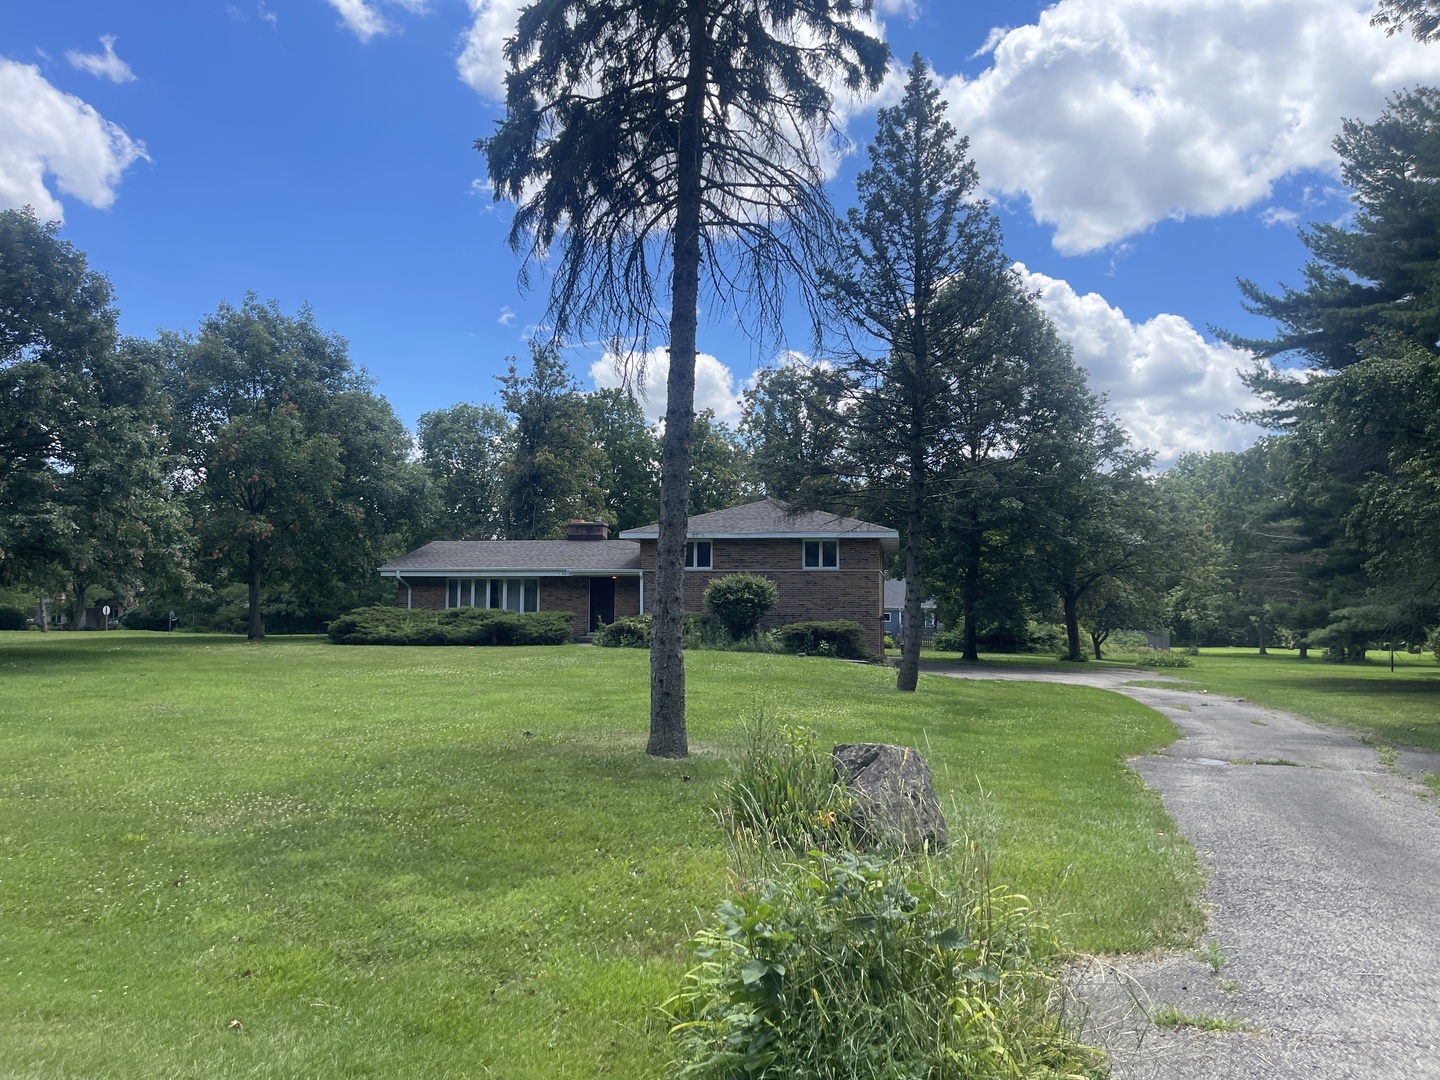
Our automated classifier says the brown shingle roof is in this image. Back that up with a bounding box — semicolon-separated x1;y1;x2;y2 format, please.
379;540;641;575
619;498;897;541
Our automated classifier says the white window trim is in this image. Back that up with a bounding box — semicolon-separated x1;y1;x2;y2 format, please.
445;577;541;613
802;538;840;570
685;540;713;570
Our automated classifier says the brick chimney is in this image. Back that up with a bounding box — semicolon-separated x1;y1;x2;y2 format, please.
565;519;609;541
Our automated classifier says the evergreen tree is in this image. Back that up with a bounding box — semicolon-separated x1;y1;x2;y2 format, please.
821;54;1011;691
482;0;886;756
499;344;605;539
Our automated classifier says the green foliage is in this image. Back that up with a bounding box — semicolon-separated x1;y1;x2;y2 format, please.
417;401;512;540
1133;650;1193;669
327;605;573;646
773;621;869;661
1429;628;1440;662
0;606;28;630
720;721;855;853
587;387;659;532
883;634;895;650
664;850;1102;1080
595;613;653;648
931;627;965;652
689;411;758;516
499;344;606;539
703;574;779;641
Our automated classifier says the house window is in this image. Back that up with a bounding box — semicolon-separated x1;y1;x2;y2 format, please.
803;539;839;569
883;611;893;624
448;578;540;612
685;541;712;569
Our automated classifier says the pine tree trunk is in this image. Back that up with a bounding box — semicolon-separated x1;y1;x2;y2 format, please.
647;1;709;759
1063;590;1082;661
247;537;266;641
961;504;981;663
897;466;925;692
1256;611;1268;655
73;584;89;631
36;597;48;632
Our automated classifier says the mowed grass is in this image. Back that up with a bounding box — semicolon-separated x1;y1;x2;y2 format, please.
916;644;1440;754
0;633;1201;1079
1161;648;1440;754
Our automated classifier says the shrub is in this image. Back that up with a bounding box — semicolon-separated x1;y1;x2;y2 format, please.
0;606;28;631
883;633;895;650
773;620;869;660
121;609;174;632
1133;648;1193;668
664;850;1100;1080
1429;629;1440;663
327;606;574;646
932;626;966;652
595;614;652;648
703;573;779;640
720;721;855;853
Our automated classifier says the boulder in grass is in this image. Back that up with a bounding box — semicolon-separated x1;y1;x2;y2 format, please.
832;743;948;852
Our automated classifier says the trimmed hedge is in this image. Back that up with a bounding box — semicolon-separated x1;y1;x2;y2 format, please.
328;605;574;646
773;620;869;660
595;614;652;648
703;573;778;640
0;606;28;631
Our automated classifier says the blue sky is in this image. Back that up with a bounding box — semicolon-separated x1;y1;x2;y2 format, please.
4;0;1438;463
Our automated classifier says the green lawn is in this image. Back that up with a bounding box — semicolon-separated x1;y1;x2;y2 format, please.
0;633;1200;1078
911;645;1440;754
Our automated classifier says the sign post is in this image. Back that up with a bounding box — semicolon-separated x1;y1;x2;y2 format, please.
168;610;177;633
102;604;111;630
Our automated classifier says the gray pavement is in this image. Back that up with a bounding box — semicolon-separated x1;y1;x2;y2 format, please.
924;663;1440;1079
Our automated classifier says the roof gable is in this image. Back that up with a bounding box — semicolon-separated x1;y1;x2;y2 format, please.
618;498;897;545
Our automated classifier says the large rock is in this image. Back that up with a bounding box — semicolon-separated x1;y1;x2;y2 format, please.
832;743;948;852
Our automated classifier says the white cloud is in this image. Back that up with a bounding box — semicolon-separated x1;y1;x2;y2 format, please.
498;306;516;326
458;0;524;99
66;35;136;83
1017;264;1265;463
590;347;745;427
1260;206;1301;228
328;0;391;41
942;0;1440;253
0;57;148;221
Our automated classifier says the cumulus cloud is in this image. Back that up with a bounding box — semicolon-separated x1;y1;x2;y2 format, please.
1018;264;1265;463
327;0;427;41
590;347;745;427
457;0;899;142
66;35;136;83
0;57;148;221
942;0;1440;253
458;0;524;99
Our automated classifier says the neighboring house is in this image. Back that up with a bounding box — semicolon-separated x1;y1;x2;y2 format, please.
379;499;899;651
882;579;937;647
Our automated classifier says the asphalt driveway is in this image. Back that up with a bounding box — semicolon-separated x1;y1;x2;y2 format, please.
925;662;1440;1079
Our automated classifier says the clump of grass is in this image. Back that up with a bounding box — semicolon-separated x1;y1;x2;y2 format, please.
1228;758;1303;767
1218;978;1243;994
1376;745;1398;768
718;718;856;853
1195;941;1227;973
1150;1006;1252;1034
1422;771;1440;796
665;847;1104;1079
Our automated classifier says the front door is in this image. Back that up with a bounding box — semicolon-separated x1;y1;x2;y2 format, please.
589;576;616;632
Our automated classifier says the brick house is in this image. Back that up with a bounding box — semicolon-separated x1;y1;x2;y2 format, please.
380;499;898;652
